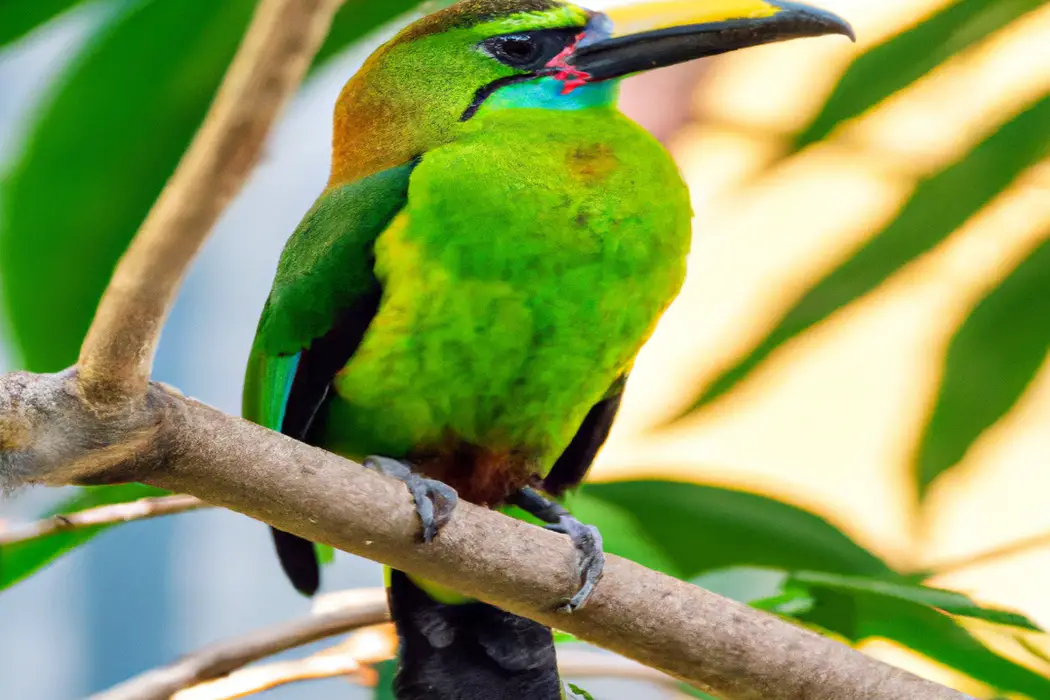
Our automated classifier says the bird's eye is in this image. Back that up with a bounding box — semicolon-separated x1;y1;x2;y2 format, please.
480;29;581;71
500;37;540;62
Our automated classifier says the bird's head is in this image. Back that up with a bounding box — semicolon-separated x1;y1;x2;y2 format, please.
330;0;853;185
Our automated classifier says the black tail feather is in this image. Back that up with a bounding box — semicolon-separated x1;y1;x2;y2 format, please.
270;527;320;596
388;569;562;700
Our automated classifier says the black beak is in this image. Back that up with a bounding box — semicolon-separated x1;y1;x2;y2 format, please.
569;0;854;82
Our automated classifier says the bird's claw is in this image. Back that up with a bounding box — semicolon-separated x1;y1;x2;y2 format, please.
546;516;605;612
510;487;606;612
364;456;458;542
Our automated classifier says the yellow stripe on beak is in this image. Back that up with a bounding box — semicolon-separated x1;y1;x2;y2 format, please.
568;0;853;82
606;0;783;36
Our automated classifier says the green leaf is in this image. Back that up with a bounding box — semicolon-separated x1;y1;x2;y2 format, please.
751;590;816;616
0;0;425;371
553;630;578;645
791;571;1042;631
372;659;398;700
690;567;1050;696
796;0;1047;148
315;542;336;566
916;235;1050;496
565;682;595;700
692;565;789;602
582;480;892;580
692;566;815;616
0;483;167;590
797;581;1050;697
1;0;258;371
686;95;1050;413
0;0;100;49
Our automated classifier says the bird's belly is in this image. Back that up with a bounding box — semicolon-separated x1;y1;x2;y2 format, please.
318;265;668;500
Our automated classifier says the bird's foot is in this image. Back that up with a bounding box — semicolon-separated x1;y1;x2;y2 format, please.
364;456;458;542
546;516;604;613
511;487;605;613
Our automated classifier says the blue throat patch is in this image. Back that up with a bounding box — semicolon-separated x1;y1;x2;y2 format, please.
480;77;619;114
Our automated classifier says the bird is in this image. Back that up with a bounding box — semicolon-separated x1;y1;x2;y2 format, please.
242;1;853;697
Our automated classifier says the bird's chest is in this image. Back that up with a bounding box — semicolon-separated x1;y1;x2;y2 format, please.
410;144;681;283
334;113;690;476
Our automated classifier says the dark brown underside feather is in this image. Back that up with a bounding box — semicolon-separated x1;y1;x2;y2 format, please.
411;442;540;505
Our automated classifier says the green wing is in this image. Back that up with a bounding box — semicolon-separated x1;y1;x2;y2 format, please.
243;161;414;436
242;162;413;597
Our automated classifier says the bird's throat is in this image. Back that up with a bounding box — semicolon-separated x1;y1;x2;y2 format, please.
474;77;619;118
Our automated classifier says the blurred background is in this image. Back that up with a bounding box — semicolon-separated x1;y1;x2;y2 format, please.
0;0;1048;698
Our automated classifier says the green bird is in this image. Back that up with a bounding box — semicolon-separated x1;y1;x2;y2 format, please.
242;0;852;697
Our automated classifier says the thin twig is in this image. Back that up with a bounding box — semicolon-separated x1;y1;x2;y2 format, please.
93;591;685;700
919;532;1050;578
172;622;395;700
0;495;207;546
88;588;389;700
173;644;683;700
76;0;346;406
174;654;370;700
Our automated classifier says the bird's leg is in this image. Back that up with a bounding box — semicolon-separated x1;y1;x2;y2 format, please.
364;456;458;542
510;487;604;613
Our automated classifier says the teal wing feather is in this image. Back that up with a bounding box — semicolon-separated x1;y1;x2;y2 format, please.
243;161;415;433
242;161;415;595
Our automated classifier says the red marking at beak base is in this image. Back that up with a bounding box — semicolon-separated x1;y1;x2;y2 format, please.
546;32;592;95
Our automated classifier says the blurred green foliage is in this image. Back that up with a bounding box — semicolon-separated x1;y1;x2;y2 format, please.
0;0;100;49
0;483;166;589
579;480;892;578
693;566;1050;697
795;0;1046;149
685;5;1050;504
3;0;257;371
0;0;419;372
690;95;1050;417
1;0;1048;698
372;660;398;700
917;234;1050;493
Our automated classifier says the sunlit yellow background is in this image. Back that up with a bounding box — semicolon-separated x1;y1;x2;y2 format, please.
591;0;1050;693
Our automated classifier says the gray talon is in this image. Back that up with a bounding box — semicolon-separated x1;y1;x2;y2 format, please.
364;456;458;542
546;517;605;612
426;480;458;534
513;487;605;612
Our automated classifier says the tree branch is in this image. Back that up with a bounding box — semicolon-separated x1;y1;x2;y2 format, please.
88;588;390;700
0;372;972;700
0;494;207;546
76;0;345;407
